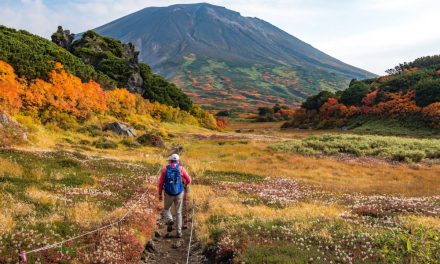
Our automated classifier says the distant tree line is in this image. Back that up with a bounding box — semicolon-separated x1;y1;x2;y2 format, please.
285;55;440;129
385;55;440;75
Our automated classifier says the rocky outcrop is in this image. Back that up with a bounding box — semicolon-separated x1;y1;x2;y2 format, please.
103;122;136;137
124;43;144;94
51;28;192;111
69;30;145;94
51;26;75;50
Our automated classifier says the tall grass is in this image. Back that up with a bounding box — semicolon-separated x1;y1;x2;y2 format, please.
271;134;440;162
0;148;158;263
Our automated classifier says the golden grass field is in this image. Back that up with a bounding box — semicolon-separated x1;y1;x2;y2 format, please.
1;119;439;263
183;121;440;263
186;122;440;197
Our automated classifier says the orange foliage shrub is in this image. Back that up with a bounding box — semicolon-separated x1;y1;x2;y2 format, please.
317;98;359;127
278;109;295;120
0;60;24;114
107;88;137;119
362;90;377;107
0;60;219;130
78;81;108;117
22;63;107;121
422;102;440;128
370;91;420;117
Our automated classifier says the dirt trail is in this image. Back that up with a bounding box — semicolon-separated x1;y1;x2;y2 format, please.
140;211;206;264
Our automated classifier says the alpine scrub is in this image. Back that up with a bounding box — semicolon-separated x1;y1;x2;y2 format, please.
270;134;440;162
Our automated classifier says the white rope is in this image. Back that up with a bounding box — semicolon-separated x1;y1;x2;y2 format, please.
21;166;163;257
186;205;196;264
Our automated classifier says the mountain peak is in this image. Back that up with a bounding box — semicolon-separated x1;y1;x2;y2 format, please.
92;4;375;110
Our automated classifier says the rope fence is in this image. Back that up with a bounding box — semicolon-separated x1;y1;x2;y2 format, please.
18;167;163;263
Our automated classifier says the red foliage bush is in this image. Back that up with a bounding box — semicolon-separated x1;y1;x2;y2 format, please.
216;117;229;129
361;90;377;107
370;91;420;117
317;98;359;128
422;102;440;128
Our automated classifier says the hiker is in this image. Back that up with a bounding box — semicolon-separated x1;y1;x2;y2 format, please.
157;154;191;238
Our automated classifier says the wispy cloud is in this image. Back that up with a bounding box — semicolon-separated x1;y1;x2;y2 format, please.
0;0;439;74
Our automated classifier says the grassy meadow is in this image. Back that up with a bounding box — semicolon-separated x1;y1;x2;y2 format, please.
182;123;440;263
1;118;440;263
0;119;172;263
0;147;161;263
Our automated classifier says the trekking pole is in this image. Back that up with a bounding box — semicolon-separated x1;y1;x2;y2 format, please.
186;204;195;264
184;187;189;228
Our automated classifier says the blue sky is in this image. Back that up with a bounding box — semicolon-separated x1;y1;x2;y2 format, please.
0;0;439;74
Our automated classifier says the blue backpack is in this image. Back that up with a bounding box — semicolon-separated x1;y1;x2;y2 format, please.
164;164;183;196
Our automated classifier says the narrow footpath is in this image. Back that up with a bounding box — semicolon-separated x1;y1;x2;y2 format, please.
140;211;206;264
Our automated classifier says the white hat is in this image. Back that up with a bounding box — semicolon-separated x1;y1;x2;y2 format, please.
168;154;180;161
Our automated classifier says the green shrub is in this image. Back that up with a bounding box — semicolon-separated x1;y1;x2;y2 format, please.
77;124;103;137
136;133;165;147
94;138;118;149
0;26;114;87
377;227;440;263
79;139;91;145
301;91;336;111
415;78;440;107
271;134;440;162
44;113;79;130
140;63;193;111
340;81;371;106
120;138;141;148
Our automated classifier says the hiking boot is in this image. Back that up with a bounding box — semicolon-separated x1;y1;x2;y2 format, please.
166;220;174;232
176;232;182;238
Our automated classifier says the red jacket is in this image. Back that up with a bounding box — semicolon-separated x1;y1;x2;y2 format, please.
157;163;191;196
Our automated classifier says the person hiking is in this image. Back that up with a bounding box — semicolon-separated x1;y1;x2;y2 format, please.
157;154;191;238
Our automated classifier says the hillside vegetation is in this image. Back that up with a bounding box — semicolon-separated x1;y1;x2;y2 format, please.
0;26;194;111
178;57;350;110
0;59;218;148
0;25;221;149
70;30;193;111
284;55;440;134
0;26;112;86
